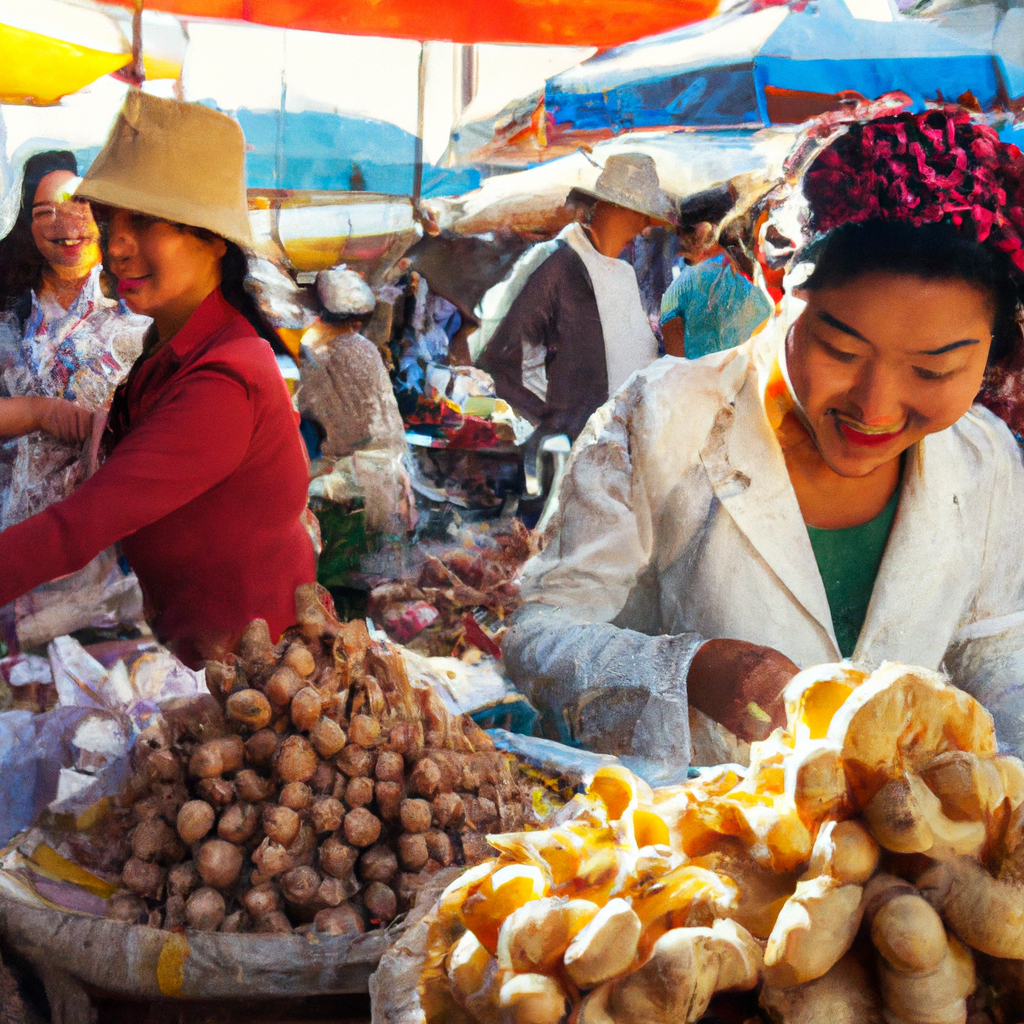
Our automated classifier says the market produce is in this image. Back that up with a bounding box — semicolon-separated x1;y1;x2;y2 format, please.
100;585;541;936
369;519;541;656
404;662;1024;1023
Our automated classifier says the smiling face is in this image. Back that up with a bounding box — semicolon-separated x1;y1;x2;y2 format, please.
786;272;995;478
104;209;226;341
30;170;100;275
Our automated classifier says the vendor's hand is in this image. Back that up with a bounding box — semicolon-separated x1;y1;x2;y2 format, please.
686;638;798;743
34;398;93;445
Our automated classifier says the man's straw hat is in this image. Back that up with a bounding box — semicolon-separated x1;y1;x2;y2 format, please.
569;153;676;226
77;90;252;248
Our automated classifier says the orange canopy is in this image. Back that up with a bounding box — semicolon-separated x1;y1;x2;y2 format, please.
104;0;718;47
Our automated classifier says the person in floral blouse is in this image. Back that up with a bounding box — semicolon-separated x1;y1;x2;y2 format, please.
0;151;149;649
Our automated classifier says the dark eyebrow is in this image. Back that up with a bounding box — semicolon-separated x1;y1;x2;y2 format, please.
818;310;981;356
817;310;869;342
919;338;980;355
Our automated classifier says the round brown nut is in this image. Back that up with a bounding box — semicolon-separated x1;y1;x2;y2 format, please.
424;829;454;866
287;821;318;862
253;837;293;880
185;887;226;932
147;748;183;783
337;744;376;778
311;796;345;834
188;741;225;779
290;687;323;733
409;758;442;799
197;839;244;890
274;735;318;783
431;792;465;829
235;768;275;803
345;776;375;810
265;666;304;707
243;883;283;921
226;689;273;731
177;800;216;844
283;643;316;678
216;736;245;773
400;798;432;834
122;856;165;898
167;861;201;898
343;807;382;848
363;881;397;922
348;715;381;748
132;816;178;862
358;844;398;883
263;804;301;847
374;750;405;784
315;904;365;935
310;718;346;759
310;761;337;794
218;802;260;844
320;836;359;880
375;781;404;822
396;833;429;872
281;865;321;907
196;777;235;808
317;875;349;908
386;721;424;759
244;729;278;767
279;782;313;810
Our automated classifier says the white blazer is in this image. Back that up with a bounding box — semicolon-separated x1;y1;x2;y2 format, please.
505;322;1024;771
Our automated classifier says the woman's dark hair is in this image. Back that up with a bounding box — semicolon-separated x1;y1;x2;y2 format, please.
803;220;1023;367
0;150;78;313
217;238;288;352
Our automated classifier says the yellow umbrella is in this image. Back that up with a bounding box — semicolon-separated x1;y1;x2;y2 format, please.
0;0;132;105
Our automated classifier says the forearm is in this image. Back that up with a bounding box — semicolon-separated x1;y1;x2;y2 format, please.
0;397;42;438
503;602;704;781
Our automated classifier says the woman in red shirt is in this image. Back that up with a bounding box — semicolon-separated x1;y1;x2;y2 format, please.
0;92;315;666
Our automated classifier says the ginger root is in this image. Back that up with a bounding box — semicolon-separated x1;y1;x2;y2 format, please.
584;918;761;1024
865;873;976;1024
762;820;877;987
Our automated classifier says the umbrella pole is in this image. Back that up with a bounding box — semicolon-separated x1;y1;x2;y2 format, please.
129;0;146;86
412;41;426;209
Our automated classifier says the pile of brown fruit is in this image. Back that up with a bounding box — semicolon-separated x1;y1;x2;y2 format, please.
105;586;535;937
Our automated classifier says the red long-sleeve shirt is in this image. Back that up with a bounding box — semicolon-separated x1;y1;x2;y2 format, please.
0;288;316;666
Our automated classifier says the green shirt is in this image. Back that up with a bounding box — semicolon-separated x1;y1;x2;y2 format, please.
806;488;900;659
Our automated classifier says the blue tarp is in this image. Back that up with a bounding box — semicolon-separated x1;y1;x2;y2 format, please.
76;106;479;198
546;0;1022;129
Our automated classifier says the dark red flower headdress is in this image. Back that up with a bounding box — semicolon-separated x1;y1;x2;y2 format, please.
801;107;1024;436
803;108;1024;272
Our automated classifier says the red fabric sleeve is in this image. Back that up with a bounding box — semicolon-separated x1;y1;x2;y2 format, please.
0;370;254;605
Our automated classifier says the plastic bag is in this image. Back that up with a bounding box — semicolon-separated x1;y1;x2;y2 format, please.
14;548;143;652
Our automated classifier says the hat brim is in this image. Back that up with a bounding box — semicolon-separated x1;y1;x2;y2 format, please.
567;185;676;228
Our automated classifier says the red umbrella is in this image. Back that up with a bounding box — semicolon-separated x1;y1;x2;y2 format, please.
103;0;718;47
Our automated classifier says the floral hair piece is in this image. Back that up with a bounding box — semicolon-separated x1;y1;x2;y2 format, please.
803;107;1024;273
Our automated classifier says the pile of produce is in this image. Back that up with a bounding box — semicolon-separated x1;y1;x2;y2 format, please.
369;520;540;657
100;586;540;937
407;661;1024;1024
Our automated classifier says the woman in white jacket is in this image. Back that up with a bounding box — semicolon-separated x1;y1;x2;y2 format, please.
504;108;1024;778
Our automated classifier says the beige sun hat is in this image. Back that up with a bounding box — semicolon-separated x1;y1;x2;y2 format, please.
76;90;252;248
569;153;676;226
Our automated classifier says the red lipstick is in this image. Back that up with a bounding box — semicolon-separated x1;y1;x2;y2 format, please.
835;415;905;448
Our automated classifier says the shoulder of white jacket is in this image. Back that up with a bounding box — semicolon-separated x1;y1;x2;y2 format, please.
622;342;754;403
950;405;1024;466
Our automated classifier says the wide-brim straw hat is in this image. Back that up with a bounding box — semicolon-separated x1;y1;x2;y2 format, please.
76;90;252;248
568;153;676;227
